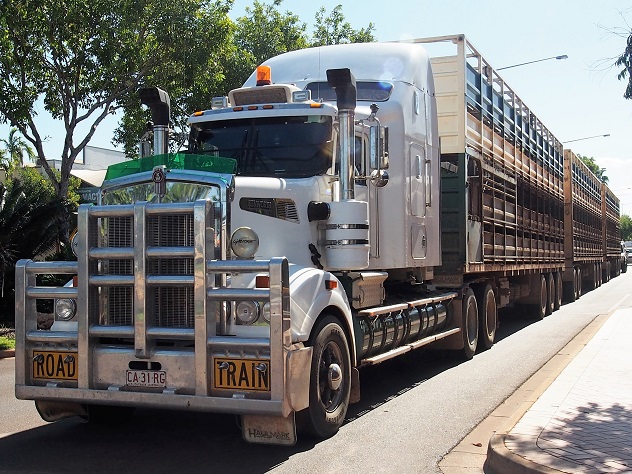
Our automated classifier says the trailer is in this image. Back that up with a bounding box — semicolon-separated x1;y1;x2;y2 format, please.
14;35;619;446
562;149;605;299
602;182;622;279
562;149;622;300
414;36;566;334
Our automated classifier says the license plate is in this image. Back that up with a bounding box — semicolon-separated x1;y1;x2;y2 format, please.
213;357;270;392
32;350;78;381
126;370;166;388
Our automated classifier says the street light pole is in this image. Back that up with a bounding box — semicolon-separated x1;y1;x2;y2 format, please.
563;134;610;144
497;55;568;71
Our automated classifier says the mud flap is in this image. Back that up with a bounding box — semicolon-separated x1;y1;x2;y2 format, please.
241;413;297;445
35;400;87;422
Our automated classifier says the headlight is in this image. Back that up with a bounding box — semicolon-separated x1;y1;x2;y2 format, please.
55;299;77;321
262;302;271;323
70;229;79;257
236;301;260;325
231;227;259;259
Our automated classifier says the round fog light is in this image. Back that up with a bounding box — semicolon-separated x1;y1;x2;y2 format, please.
55;298;77;321
231;227;259;259
236;301;260;325
262;302;271;323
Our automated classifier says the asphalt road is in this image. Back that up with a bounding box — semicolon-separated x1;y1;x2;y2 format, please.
1;270;630;474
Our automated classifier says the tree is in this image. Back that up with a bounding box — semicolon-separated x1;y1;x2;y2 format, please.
0;0;235;230
578;154;609;183
234;0;309;73
0;128;35;178
615;31;632;99
0;171;65;296
621;214;632;242
118;1;378;155
312;5;376;46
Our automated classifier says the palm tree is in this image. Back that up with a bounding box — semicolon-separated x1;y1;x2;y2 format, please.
0;179;65;300
0;128;35;172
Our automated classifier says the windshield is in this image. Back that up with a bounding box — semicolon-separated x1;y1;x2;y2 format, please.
189;115;333;178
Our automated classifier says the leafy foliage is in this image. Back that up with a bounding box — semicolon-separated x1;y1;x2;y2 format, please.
0;171;66;299
621;214;632;242
1;128;35;172
312;5;376;46
0;165;79;321
616;32;632;99
234;0;308;73
0;0;377;211
0;0;234;201
578;154;608;184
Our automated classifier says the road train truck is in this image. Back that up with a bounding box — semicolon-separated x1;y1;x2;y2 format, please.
562;149;622;300
15;35;619;445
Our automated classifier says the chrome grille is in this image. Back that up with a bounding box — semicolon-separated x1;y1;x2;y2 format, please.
102;214;195;328
153;287;195;327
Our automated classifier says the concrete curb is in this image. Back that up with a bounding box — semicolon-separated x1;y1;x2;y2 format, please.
482;313;610;474
0;349;15;359
485;428;564;474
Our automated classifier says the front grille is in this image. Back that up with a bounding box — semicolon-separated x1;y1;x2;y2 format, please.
102;214;196;328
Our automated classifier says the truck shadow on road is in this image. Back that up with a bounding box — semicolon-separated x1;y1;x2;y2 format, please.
344;307;537;423
0;311;538;474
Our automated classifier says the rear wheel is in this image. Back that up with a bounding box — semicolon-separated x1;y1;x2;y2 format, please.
461;288;478;360
554;272;563;310
530;274;547;320
545;273;555;315
301;315;351;439
475;284;496;351
576;268;582;299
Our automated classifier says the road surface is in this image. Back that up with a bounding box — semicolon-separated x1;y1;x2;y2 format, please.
1;270;630;473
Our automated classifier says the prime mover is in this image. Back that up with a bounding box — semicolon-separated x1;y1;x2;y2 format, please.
15;34;621;445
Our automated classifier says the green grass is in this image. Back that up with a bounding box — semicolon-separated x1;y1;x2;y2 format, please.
0;335;15;351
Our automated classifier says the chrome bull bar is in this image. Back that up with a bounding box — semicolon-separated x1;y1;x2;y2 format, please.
15;199;311;417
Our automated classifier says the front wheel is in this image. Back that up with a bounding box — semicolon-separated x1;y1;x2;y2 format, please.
301;315;351;439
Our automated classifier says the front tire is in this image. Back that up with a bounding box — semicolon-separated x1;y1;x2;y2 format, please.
301;315;351;439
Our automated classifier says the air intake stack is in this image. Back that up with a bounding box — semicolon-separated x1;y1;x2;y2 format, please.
324;69;370;270
139;87;171;156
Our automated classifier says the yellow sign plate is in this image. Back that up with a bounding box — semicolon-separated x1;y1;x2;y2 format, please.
213;357;270;392
32;350;78;381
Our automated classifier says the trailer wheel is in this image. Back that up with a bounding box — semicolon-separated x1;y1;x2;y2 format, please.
530;274;547;320
576;268;582;299
475;284;496;351
301;315;351;439
546;273;555;315
554;272;563;310
461;289;478;360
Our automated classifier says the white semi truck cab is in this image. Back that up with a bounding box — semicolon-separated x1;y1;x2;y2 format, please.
15;42;461;445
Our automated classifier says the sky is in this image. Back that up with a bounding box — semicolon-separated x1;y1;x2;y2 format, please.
1;0;631;213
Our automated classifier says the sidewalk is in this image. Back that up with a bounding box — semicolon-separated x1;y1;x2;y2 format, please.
441;308;632;474
485;307;632;473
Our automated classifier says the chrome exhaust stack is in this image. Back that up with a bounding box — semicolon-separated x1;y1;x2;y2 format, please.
326;68;357;201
